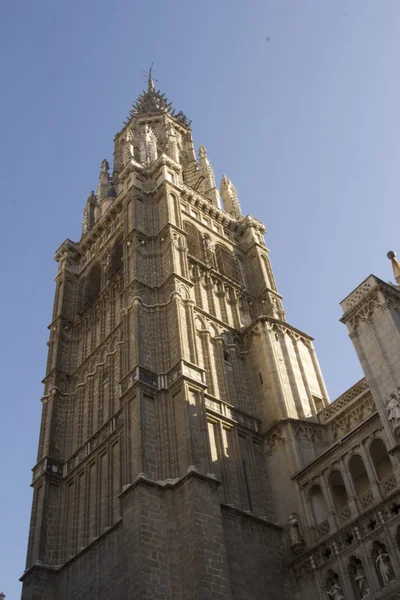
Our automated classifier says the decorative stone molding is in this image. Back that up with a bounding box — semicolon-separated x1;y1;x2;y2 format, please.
341;275;400;329
293;422;326;444
265;425;286;456
341;278;375;312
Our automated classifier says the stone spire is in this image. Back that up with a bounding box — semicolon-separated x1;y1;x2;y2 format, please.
220;174;242;219
198;146;220;206
387;251;400;284
97;159;110;203
147;63;156;93
82;190;99;235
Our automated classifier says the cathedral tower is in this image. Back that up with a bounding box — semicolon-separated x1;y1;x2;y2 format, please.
21;75;329;600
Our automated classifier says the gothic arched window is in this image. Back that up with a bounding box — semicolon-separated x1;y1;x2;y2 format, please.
328;470;348;511
309;484;328;525
110;239;123;280
215;244;244;285
369;439;393;481
348;455;370;496
81;263;102;312
183;222;203;260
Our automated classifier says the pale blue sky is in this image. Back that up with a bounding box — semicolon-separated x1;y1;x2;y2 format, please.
1;1;399;596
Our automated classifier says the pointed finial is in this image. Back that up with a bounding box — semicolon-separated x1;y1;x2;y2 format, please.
387;250;400;284
221;174;229;185
199;145;207;158
148;62;155;93
101;159;109;173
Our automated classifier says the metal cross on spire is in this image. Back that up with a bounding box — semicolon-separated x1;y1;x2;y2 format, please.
142;62;158;93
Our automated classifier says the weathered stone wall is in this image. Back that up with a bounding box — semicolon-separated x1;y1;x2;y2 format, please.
222;507;291;600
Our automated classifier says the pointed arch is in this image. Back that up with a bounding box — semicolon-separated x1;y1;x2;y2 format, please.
309;484;329;525
369;438;393;481
109;238;123;280
80;263;102;312
215;244;244;285
183;221;203;260
348;455;370;496
328;470;348;511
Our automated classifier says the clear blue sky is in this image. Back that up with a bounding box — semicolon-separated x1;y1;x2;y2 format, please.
1;0;399;596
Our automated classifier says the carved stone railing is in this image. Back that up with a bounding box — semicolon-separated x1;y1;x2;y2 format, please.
357;488;374;511
120;361;206;397
380;473;397;497
319;379;369;422
336;504;352;525
314;519;330;540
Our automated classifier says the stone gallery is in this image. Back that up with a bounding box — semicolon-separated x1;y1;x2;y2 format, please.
21;75;400;599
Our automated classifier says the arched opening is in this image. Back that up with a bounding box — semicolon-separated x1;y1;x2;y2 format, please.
349;455;370;496
215;244;244;285
370;438;393;481
110;239;123;280
85;263;101;308
328;470;349;511
183;222;203;260
309;484;329;525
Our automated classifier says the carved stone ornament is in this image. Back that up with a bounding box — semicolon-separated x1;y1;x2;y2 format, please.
265;428;285;456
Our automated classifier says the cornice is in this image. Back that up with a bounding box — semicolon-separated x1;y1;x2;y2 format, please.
244;317;314;343
221;503;283;531
119;467;221;499
291;412;379;481
340;274;400;323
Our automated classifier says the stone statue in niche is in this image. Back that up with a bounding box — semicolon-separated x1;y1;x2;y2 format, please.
139;124;158;165
202;233;214;266
287;514;305;553
59;250;70;271
166;122;179;162
327;576;345;600
103;251;112;282
270;297;279;318
386;390;400;434
376;548;394;585
354;563;369;598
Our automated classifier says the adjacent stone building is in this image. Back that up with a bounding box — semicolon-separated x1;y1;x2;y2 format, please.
21;75;400;600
